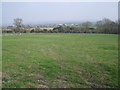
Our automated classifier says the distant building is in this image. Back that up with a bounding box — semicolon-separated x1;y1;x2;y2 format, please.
58;24;63;26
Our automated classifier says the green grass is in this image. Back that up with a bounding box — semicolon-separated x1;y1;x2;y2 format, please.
0;34;2;89
2;33;118;88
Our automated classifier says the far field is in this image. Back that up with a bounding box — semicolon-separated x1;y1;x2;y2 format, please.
2;33;118;88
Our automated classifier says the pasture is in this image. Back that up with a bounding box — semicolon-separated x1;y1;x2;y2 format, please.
2;33;118;88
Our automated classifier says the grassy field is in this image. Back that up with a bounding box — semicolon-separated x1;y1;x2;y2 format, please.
0;34;2;89
2;33;118;88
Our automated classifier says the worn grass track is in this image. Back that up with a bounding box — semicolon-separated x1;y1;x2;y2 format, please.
2;33;118;88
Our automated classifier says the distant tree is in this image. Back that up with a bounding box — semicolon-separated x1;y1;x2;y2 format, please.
118;18;120;34
82;21;92;26
53;26;65;33
13;18;23;33
82;21;92;33
102;18;113;25
96;20;103;33
96;18;118;34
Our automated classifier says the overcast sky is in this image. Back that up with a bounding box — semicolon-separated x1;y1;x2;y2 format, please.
2;2;118;26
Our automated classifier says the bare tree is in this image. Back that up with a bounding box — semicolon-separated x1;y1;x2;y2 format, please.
13;18;23;33
96;18;118;34
82;21;92;33
102;18;112;25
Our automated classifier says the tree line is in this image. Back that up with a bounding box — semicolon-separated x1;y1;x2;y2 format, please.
2;18;119;34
